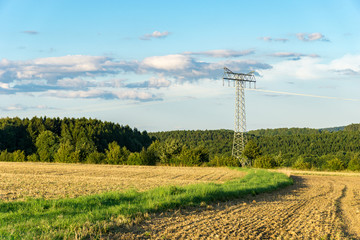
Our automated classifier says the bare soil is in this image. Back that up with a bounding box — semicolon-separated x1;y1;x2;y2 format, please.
0;162;244;201
113;173;360;239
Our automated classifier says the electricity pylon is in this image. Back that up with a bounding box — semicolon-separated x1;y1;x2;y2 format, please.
223;67;256;166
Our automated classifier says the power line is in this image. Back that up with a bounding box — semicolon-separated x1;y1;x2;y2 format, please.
247;88;360;102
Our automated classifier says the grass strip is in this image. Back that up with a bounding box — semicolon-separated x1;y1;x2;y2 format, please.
0;168;292;239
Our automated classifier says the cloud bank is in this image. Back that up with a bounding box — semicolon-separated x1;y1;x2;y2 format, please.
0;51;271;101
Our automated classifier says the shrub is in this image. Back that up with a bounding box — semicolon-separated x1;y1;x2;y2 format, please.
324;157;345;171
86;151;105;164
0;150;12;162
347;155;360;171
139;148;157;165
175;146;209;166
292;156;312;170
12;150;26;162
208;155;240;167
253;155;277;169
27;153;39;162
127;152;144;165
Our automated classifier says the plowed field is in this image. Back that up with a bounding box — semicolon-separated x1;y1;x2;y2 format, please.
115;173;360;239
0;162;245;201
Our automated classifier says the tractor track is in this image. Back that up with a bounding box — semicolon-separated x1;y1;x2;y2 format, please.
110;174;360;239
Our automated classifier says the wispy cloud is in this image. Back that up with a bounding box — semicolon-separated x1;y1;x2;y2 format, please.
43;89;160;101
0;104;55;111
183;49;254;58
22;30;39;35
270;52;320;59
140;31;171;40
296;32;329;42
126;74;171;89
259;37;289;42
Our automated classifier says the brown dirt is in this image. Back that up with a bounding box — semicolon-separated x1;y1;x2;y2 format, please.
112;173;360;239
0;162;245;201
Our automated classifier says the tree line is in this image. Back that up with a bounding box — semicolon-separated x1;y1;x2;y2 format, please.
0;117;209;166
1;117;360;170
150;125;360;171
0;117;152;164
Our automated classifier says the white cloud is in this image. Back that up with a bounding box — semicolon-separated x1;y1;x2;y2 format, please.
261;54;360;82
148;74;171;88
0;55;114;83
0;53;272;100
142;54;192;71
296;32;329;42
329;54;360;72
0;82;10;89
184;49;254;58
140;31;171;40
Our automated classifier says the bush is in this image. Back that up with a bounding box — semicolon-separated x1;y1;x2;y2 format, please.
86;151;105;164
27;153;39;162
347;156;360;171
12;150;26;162
139;148;157;165
175;146;209;166
0;150;12;162
324;157;345;171
292;156;313;170
253;155;277;169
208;155;240;167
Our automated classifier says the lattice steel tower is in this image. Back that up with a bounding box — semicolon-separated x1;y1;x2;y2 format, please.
223;67;256;166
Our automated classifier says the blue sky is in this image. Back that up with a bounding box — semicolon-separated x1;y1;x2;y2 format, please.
1;0;360;131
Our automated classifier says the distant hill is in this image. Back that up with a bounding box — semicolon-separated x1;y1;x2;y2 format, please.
319;126;345;132
150;124;360;159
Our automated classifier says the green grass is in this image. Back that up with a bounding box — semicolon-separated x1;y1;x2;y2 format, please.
0;168;292;239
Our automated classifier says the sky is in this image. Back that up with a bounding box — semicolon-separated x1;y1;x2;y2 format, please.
0;0;360;132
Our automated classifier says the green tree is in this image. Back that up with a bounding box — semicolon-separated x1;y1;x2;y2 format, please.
348;154;360;171
105;141;130;164
243;140;261;161
159;139;183;164
54;140;75;163
35;130;59;162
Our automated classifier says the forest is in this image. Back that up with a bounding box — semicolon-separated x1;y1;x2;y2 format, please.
150;125;360;170
1;117;360;170
0;117;209;166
